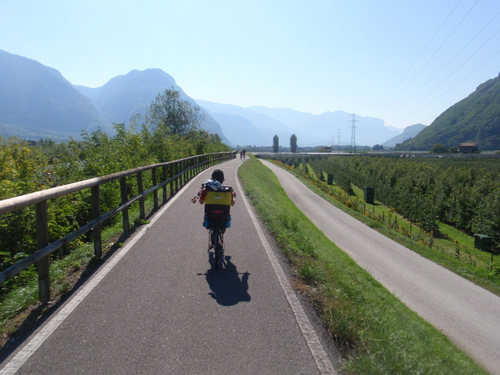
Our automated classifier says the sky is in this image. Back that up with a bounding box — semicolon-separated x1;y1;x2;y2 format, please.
1;0;499;129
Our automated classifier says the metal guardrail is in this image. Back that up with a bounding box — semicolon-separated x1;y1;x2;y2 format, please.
0;151;236;303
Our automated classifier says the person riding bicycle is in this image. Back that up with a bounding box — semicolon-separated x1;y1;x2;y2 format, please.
192;169;236;228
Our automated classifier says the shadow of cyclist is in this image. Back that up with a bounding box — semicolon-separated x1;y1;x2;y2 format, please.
201;256;251;306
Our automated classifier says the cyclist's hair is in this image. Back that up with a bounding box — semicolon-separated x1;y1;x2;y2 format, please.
211;169;224;183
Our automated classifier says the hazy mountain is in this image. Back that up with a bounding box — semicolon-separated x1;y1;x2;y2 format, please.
197;100;292;146
399;74;500;151
75;69;227;141
0;49;102;140
75;69;177;125
198;101;400;147
8;48;497;150
382;123;427;147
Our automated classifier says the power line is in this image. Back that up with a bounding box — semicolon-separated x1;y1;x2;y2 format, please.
383;0;500;127
411;8;500;101
389;37;500;126
378;0;464;113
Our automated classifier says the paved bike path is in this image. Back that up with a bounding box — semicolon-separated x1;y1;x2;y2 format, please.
0;158;337;375
262;159;500;375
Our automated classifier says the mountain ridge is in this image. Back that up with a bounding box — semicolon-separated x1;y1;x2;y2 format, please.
399;73;500;150
0;50;102;140
199;100;402;147
0;49;441;147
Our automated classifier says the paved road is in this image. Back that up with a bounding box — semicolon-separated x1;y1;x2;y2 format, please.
262;160;500;375
0;158;337;375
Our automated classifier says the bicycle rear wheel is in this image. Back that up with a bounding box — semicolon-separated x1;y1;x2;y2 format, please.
213;223;223;271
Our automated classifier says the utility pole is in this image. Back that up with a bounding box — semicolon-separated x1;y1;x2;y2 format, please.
350;113;358;153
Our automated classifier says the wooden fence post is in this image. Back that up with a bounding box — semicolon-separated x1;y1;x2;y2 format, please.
91;184;102;258
36;200;50;304
162;165;167;203
181;160;185;186
120;176;130;233
175;162;179;193
137;170;145;220
170;163;174;198
152;167;158;210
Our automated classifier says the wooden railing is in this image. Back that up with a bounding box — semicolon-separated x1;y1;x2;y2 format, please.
0;151;235;303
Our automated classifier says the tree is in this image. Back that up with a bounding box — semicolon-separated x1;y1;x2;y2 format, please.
273;135;279;153
290;134;298;153
145;88;202;137
430;144;449;154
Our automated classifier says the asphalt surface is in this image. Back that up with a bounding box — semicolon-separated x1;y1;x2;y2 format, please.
262;159;500;375
0;158;338;375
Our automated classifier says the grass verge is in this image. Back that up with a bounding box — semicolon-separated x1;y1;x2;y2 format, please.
238;156;488;374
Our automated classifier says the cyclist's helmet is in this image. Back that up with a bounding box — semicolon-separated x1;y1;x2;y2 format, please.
212;169;225;183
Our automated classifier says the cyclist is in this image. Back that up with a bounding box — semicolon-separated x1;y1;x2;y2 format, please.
193;169;236;207
192;169;236;251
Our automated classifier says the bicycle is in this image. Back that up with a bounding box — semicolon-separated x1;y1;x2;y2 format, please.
207;207;227;271
192;189;234;271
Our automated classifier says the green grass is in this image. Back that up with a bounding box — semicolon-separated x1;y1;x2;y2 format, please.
238;156;488;374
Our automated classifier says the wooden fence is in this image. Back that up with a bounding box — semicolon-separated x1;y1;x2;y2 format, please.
0;151;235;303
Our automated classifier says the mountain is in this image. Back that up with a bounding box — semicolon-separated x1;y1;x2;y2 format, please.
75;69;177;125
0;50;226;142
75;69;227;141
197;101;292;147
198;100;400;147
382;123;426;147
399;74;500;151
0;50;102;140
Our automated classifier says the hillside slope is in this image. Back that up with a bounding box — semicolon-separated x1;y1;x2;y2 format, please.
0;50;102;139
75;69;227;142
400;74;500;150
383;123;426;147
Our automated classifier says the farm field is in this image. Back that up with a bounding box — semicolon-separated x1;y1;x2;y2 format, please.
259;154;500;296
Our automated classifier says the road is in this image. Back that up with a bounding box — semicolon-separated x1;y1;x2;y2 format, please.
262;159;500;375
0;158;337;375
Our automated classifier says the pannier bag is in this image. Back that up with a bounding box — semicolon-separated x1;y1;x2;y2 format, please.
204;190;233;205
203;189;232;229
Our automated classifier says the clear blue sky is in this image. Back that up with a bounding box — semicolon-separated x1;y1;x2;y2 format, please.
1;0;499;129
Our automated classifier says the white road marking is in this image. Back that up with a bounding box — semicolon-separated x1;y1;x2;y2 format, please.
0;177;199;375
